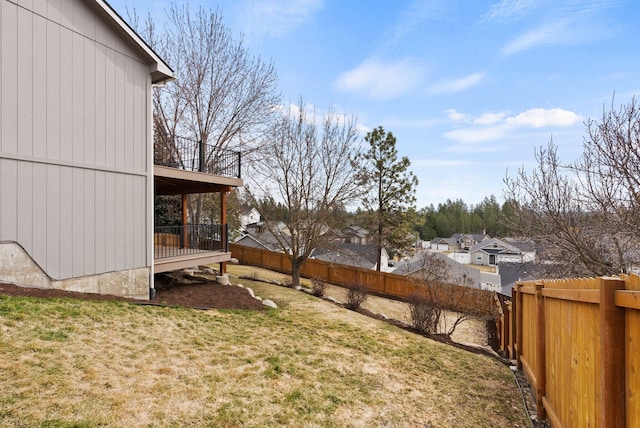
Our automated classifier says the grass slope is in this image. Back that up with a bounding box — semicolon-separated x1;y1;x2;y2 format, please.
0;277;528;427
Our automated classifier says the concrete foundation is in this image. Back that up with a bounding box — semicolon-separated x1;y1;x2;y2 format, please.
0;242;150;300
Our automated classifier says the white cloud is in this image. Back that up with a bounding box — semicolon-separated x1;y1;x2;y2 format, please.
501;2;618;55
505;108;581;128
384;0;446;46
429;72;485;94
244;0;324;38
502;21;564;55
445;109;470;122
443;108;581;144
474;112;507;125
335;59;427;100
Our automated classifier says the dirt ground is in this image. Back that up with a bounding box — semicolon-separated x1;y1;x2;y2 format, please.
0;274;264;311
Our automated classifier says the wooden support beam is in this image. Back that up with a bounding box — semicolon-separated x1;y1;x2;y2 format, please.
219;191;227;274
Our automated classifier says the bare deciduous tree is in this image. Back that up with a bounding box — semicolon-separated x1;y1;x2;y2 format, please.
504;96;640;277
131;5;280;224
413;251;475;287
247;99;363;287
408;289;473;337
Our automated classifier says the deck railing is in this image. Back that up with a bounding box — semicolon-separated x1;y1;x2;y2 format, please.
154;224;228;259
154;135;241;178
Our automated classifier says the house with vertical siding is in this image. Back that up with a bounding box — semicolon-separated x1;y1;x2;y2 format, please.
469;238;525;266
0;0;242;299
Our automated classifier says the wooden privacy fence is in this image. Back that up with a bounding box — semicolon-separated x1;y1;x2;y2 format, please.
496;275;640;428
229;243;497;317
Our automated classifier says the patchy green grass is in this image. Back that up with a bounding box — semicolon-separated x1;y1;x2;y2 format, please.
0;278;528;427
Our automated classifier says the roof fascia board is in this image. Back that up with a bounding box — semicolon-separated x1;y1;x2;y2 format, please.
96;0;174;83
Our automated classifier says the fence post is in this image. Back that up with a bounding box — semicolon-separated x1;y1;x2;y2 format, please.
508;300;515;359
515;282;523;370
534;282;546;419
511;287;517;360
599;276;626;428
502;301;510;356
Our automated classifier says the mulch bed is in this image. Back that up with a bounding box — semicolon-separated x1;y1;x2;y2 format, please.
0;275;264;311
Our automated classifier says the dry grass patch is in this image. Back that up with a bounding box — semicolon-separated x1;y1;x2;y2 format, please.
226;265;489;347
0;278;527;427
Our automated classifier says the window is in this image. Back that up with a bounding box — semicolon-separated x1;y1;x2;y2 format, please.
476;254;483;261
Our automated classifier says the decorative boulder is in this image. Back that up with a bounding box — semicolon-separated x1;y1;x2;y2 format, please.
262;299;277;309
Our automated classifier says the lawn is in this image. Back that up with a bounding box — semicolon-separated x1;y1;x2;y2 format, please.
0;271;528;427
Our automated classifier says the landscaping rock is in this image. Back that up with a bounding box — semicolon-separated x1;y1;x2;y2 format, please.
262;299;277;309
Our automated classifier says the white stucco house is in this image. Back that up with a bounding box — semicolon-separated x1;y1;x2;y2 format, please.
0;0;241;299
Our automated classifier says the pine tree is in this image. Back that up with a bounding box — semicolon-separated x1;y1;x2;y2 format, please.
357;126;418;271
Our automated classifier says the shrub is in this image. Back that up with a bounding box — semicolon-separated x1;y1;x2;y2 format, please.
345;283;368;310
310;278;326;297
408;291;441;334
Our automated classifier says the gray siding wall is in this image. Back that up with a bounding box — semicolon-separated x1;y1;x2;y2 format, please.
1;0;151;280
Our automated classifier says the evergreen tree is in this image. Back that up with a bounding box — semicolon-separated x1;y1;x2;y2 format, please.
357;126;418;271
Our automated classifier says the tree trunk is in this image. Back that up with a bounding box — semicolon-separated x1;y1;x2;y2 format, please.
291;258;304;288
376;207;383;272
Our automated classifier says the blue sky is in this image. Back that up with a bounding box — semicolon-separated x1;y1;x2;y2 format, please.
109;0;640;209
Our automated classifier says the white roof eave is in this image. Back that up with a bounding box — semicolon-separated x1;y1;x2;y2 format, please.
96;0;174;84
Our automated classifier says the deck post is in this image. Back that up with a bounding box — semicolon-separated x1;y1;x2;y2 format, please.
219;191;227;274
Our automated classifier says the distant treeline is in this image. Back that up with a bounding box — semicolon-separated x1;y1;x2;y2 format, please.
414;195;517;240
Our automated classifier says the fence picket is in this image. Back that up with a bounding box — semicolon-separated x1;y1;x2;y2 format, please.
505;275;639;427
229;243;496;316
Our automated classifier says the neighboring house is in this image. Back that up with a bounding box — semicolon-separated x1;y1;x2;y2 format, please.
239;207;260;231
430;236;459;251
343;225;369;245
429;233;490;252
502;237;537;263
235;221;291;253
479;270;502;292
469;238;525;267
311;243;391;272
234;234;289;253
393;251;482;289
498;261;544;296
457;233;491;250
0;0;241;299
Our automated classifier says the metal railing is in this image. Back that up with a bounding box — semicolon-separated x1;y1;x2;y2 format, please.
154;135;241;178
154;224;228;259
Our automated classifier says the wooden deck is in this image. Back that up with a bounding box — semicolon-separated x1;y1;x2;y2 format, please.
154;245;232;273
